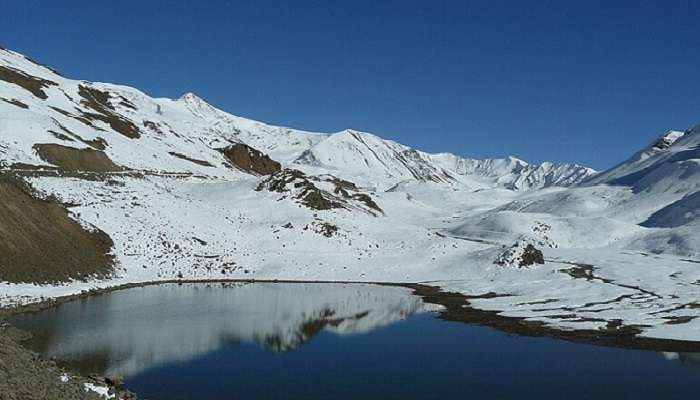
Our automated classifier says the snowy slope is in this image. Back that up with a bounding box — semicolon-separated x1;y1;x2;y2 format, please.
578;124;700;253
2;46;700;344
293;131;594;190
583;129;694;188
582;126;700;212
0;46;594;191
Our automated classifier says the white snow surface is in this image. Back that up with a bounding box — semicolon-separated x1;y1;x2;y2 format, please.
1;47;700;342
83;382;114;399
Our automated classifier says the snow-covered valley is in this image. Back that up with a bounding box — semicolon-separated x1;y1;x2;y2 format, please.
1;46;700;344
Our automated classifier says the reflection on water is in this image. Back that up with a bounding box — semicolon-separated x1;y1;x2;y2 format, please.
663;352;700;368
10;282;700;400
10;282;437;377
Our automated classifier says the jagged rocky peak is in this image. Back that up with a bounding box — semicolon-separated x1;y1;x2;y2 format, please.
428;152;595;190
651;130;686;151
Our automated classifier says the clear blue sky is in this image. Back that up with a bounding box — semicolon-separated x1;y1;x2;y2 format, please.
2;0;699;169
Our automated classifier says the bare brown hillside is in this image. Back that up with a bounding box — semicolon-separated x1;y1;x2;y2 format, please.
0;175;114;283
34;143;122;172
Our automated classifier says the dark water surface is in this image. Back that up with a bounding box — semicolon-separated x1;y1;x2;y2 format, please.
9;282;700;399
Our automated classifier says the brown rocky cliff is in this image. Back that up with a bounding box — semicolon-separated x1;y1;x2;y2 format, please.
222;143;281;175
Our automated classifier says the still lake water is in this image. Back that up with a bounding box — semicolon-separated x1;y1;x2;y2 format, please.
9;282;700;399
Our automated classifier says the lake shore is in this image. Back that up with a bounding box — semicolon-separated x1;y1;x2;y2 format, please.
0;322;135;400
4;278;700;351
2;279;700;400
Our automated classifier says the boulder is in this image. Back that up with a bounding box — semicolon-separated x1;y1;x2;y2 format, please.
494;240;545;268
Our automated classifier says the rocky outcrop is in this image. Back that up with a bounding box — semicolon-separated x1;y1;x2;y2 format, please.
33;143;123;173
651;130;686;151
75;85;141;139
494;240;545;268
222;143;281;175
0;65;57;100
256;169;342;210
256;169;383;215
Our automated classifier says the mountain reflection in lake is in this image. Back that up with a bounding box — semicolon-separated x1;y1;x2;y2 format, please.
10;282;700;400
10;282;436;377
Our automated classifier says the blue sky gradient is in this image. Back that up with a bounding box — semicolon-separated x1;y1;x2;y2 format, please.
2;0;699;169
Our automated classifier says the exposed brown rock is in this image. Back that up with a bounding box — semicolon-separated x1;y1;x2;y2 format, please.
168;151;214;167
33;143;122;173
256;169;343;211
48;106;73;117
45;117;109;150
1;97;29;109
0;66;57;99
350;193;382;214
313;222;339;237
222;143;281;175
520;244;545;266
48;130;75;142
0;174;114;284
84;137;108;151
257;168;382;214
495;241;545;268
77;85;141;139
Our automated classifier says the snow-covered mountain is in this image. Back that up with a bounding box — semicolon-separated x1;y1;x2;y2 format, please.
2;46;700;345
0;46;593;192
428;153;594;190
581;125;700;224
583;128;699;193
291;129;594;190
579;125;700;255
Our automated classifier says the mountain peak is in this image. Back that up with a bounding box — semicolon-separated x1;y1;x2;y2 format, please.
177;92;219;119
651;130;685;151
506;156;528;165
178;92;204;103
0;45;596;191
